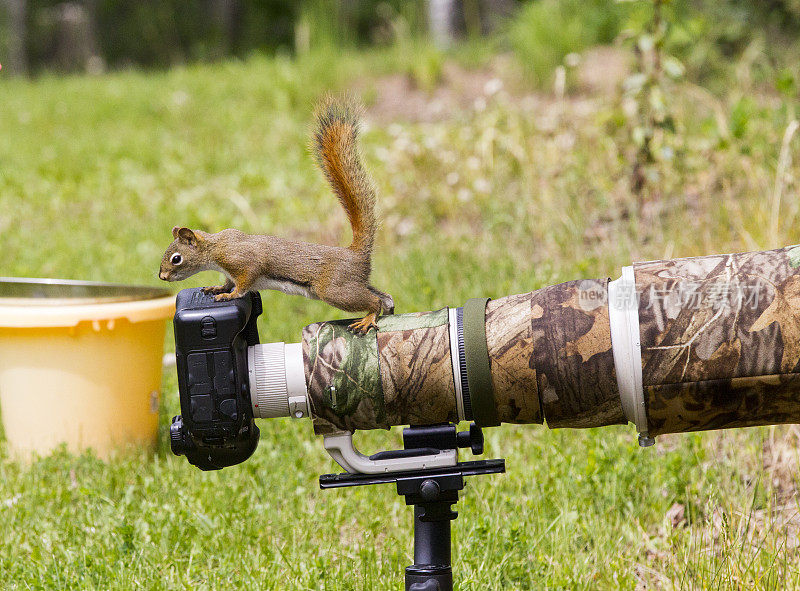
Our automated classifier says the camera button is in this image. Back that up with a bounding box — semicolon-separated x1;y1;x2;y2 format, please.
187;353;210;385
190;394;214;422
219;398;238;420
201;316;217;339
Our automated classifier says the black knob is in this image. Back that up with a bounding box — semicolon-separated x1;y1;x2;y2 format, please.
419;479;440;501
469;423;484;455
455;422;484;456
170;416;186;456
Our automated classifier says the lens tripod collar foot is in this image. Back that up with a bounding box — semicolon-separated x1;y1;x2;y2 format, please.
323;431;457;474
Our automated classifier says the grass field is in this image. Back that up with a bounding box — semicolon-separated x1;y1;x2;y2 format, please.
1;43;800;589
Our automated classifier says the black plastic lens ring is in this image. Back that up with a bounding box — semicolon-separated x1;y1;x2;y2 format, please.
456;306;473;421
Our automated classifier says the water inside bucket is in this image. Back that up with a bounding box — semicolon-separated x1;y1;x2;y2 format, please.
0;278;170;306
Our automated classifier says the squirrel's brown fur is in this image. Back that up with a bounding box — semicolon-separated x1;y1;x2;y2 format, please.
158;96;394;334
312;97;376;254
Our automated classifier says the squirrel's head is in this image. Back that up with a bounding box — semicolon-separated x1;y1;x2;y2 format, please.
159;227;209;282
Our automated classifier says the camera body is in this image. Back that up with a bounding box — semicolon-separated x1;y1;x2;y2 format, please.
169;288;262;470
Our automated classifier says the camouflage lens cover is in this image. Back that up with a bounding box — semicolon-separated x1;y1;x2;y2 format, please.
635;245;800;435
303;309;455;434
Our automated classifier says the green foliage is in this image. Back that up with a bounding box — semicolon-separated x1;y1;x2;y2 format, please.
623;0;685;193
776;68;797;97
730;97;756;140
506;0;800;98
658;1;800;91
506;0;800;193
405;43;446;92
507;0;631;86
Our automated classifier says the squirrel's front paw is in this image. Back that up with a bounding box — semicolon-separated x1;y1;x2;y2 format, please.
202;285;232;295
214;291;243;302
348;313;378;335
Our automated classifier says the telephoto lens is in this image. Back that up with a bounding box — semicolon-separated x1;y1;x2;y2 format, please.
298;245;800;444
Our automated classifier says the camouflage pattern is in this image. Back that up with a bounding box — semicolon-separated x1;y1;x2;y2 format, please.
304;280;628;432
530;279;625;428
302;246;800;437
303;318;384;435
634;245;800;435
485;293;542;424
303;309;455;434
481;282;623;429
645;374;800;434
377;309;458;426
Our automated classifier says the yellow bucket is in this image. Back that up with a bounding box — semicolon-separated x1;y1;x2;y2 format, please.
0;278;175;459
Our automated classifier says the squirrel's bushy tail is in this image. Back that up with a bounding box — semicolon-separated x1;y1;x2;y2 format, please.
312;95;377;254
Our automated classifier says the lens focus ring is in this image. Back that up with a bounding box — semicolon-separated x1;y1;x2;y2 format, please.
248;343;290;418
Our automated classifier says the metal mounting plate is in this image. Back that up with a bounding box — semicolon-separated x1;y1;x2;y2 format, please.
319;459;506;489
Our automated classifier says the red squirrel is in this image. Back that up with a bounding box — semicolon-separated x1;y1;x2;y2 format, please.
158;96;394;334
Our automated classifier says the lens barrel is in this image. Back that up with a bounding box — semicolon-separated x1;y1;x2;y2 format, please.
298;245;800;441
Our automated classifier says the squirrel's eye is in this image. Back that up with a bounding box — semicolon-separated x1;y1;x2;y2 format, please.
171;253;182;266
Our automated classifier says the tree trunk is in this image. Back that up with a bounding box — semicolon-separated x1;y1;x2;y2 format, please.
427;0;458;48
209;0;240;57
2;0;27;74
53;2;100;73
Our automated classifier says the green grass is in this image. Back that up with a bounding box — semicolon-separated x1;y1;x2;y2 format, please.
2;42;800;589
507;0;631;87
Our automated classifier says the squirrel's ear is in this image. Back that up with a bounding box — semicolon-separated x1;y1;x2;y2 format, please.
172;226;181;239
177;227;198;246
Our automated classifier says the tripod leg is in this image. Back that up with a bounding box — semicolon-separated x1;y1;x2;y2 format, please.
413;505;451;566
407;578;450;591
405;504;454;591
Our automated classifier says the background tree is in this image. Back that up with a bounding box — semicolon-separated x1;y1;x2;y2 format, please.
2;0;28;74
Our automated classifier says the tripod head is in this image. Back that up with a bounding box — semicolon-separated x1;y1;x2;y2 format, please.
320;423;505;591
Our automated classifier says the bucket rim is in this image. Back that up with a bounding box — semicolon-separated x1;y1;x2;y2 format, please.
0;277;171;306
0;278;175;327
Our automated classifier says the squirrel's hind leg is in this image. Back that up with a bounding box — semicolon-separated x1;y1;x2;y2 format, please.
347;287;394;334
347;291;393;335
348;312;378;335
322;283;384;335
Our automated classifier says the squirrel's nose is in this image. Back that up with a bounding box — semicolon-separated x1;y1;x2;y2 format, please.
159;271;168;281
